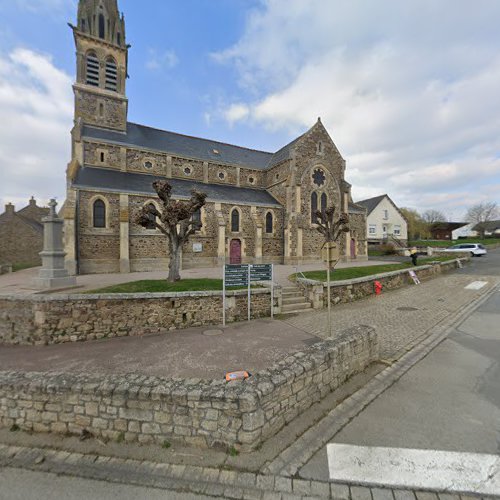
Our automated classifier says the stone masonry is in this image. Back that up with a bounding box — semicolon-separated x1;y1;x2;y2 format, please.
0;325;378;452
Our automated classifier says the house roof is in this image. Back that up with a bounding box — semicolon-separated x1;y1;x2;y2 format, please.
0;212;43;233
82;123;280;171
73;166;283;207
473;220;500;232
348;202;367;214
430;222;468;232
355;194;387;215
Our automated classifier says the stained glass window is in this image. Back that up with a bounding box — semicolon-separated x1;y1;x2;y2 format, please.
313;169;326;187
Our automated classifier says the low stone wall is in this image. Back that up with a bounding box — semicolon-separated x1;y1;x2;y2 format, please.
300;258;469;308
0;289;278;346
0;264;12;275
0;325;378;452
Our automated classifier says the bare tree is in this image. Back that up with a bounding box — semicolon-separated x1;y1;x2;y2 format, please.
136;180;207;282
422;209;447;224
466;202;499;238
400;207;430;240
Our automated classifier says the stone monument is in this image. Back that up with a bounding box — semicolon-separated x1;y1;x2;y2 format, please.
34;199;77;290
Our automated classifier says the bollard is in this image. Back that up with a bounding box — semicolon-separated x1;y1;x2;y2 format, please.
374;281;383;296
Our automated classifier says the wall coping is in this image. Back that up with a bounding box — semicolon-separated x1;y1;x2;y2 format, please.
0;287;273;302
297;257;468;287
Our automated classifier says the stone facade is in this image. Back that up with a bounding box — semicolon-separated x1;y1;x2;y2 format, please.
0;289;277;346
63;1;368;275
0;325;378;451
0;198;49;267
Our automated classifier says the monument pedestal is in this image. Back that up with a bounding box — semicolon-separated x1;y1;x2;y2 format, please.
34;200;77;290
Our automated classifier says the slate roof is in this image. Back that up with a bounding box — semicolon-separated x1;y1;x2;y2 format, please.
430;222;468;232
82;123;280;170
348;202;367;214
73;167;283;207
355;195;387;215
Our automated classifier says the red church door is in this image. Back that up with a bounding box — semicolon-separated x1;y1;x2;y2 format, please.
350;238;357;259
230;239;242;264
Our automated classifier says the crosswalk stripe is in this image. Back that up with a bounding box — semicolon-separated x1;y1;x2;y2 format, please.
327;444;500;495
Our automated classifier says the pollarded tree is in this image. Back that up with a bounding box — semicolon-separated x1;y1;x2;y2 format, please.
136;180;207;282
314;205;350;249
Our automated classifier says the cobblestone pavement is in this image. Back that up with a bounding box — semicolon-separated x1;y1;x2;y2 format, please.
285;270;500;359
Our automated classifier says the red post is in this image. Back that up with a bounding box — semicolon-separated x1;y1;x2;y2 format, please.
374;281;383;296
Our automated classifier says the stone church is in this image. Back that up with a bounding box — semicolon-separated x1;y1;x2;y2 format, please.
63;0;367;275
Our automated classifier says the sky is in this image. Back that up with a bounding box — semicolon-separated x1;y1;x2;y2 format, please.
0;0;499;220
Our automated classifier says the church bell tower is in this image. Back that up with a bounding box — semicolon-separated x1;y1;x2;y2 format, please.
70;0;128;131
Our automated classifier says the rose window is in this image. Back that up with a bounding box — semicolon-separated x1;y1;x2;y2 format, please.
312;169;326;187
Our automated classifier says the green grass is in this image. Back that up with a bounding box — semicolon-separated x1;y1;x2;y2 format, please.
86;278;253;294
410;238;500;248
12;262;38;272
295;256;456;282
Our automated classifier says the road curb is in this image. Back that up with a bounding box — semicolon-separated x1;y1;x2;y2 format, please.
262;283;499;481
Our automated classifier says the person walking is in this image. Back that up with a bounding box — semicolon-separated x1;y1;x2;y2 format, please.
410;247;418;266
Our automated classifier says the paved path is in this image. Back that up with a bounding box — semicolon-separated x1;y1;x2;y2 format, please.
0;259;393;295
299;285;500;486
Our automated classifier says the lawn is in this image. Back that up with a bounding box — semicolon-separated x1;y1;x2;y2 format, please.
12;263;38;272
410;238;500;248
86;279;252;294
294;256;456;282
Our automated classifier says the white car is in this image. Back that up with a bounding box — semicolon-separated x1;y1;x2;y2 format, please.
446;243;487;257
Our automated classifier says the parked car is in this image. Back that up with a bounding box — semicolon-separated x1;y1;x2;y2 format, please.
446;243;487;257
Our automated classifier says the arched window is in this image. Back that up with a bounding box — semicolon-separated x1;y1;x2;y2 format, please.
145;204;156;230
321;193;328;217
231;209;240;233
311;192;318;223
98;13;105;39
85;52;100;87
265;212;273;234
93;199;106;228
105;57;118;92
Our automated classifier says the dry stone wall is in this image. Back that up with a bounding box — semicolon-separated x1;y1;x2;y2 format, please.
0;289;275;346
0;325;377;452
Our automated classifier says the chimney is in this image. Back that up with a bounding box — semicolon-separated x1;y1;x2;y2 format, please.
5;203;15;215
29;196;37;207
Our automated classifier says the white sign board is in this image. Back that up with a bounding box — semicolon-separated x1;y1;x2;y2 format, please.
193;243;203;253
408;270;421;285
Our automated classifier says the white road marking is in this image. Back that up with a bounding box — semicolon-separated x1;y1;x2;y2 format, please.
327;444;500;495
465;281;489;290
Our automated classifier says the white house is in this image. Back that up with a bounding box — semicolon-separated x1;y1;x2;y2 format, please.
452;223;478;240
356;194;408;245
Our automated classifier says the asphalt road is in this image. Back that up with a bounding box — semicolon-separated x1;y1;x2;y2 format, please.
300;249;500;482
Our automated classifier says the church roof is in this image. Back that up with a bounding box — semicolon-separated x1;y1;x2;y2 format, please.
82;123;278;170
73;167;282;207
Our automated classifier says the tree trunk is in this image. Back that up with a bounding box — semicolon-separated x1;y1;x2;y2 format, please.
168;238;182;282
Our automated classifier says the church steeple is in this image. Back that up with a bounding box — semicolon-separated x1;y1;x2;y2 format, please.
70;0;129;132
77;0;126;48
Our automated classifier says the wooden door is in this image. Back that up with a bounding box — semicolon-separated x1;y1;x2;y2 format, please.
230;239;242;264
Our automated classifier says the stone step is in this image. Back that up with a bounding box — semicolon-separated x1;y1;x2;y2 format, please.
282;291;304;298
282;296;308;305
281;302;313;313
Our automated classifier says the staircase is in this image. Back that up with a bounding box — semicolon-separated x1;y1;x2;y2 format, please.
280;286;313;315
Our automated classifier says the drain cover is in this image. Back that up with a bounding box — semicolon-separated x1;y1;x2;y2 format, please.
397;307;419;312
203;329;224;337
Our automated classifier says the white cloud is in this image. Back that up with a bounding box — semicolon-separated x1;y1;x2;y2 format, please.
0;48;73;211
215;0;500;216
146;48;179;71
225;103;250;126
